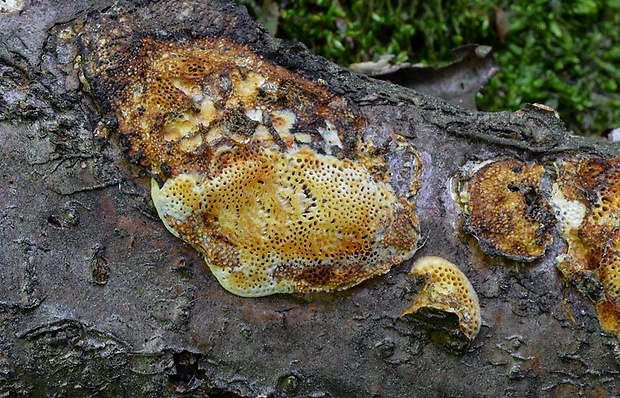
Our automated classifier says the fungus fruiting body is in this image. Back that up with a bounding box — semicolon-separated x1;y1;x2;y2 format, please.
551;157;620;337
402;256;481;351
81;35;421;296
151;145;418;296
455;159;554;261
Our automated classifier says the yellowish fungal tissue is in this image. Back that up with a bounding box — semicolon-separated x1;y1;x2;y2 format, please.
86;36;421;296
552;157;620;338
456;159;555;261
403;256;481;351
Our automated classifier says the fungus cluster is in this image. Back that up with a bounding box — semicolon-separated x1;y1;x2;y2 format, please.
82;35;421;296
402;256;481;351
552;157;620;337
456;159;554;261
454;155;620;340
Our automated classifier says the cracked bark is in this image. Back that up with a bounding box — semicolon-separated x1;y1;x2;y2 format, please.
1;1;619;397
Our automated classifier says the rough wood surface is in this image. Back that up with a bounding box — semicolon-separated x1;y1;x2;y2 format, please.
1;1;619;397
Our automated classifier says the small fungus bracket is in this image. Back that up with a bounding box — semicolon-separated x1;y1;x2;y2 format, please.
401;256;481;352
453;154;620;340
454;158;555;262
551;156;620;337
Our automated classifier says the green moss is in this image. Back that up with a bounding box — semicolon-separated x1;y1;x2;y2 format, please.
479;0;620;136
238;0;619;136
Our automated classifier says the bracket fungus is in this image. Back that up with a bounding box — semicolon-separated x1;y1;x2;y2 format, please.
402;256;481;352
455;159;555;261
552;157;620;337
80;34;421;296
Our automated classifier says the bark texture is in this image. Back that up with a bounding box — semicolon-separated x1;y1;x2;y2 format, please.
1;1;619;397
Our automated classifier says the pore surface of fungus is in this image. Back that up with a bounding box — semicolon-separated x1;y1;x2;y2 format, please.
402;256;481;351
81;35;421;296
456;159;555;261
552;157;620;337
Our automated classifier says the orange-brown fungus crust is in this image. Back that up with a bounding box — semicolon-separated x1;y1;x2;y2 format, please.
86;35;421;296
552;157;620;337
402;256;480;351
458;159;554;261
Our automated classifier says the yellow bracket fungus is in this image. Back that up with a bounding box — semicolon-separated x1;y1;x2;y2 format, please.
552;157;620;337
83;35;421;296
453;155;620;341
455;159;555;261
402;256;481;352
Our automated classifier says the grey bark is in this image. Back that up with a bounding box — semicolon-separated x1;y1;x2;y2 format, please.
0;1;619;397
